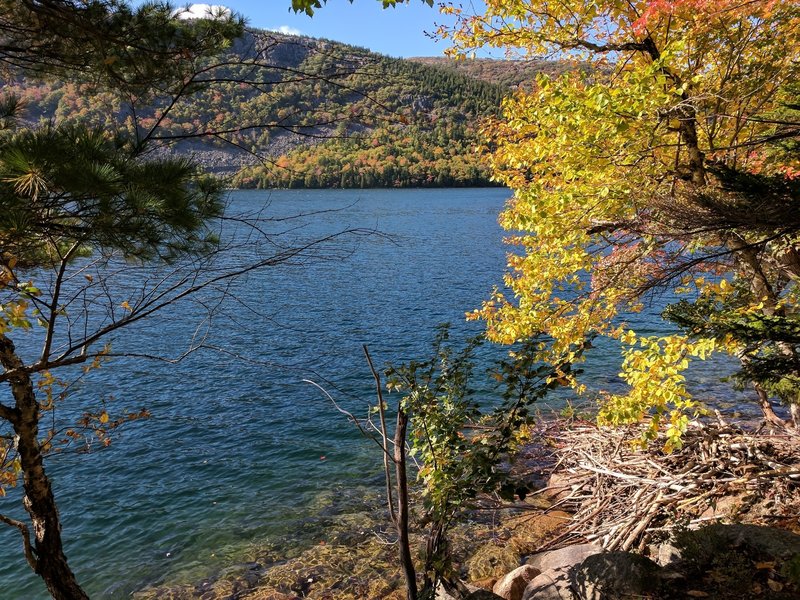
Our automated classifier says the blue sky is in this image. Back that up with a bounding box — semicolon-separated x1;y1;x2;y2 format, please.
191;1;483;58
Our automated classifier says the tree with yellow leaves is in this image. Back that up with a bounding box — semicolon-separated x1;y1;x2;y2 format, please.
437;0;800;445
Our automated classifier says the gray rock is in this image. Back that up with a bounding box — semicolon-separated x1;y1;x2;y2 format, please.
526;544;603;573
677;523;800;562
435;582;484;600
465;591;505;600
435;582;458;600
544;472;576;502
651;541;681;567
521;567;574;600
570;552;662;600
435;582;456;600
493;564;540;600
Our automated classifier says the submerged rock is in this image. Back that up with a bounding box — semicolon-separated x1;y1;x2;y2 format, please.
506;510;572;556
471;577;499;591
467;543;522;580
241;591;299;600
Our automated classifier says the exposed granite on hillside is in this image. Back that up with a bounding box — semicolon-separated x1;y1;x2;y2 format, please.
408;57;582;88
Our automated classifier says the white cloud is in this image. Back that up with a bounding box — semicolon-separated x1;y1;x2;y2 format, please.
174;4;232;20
270;25;302;36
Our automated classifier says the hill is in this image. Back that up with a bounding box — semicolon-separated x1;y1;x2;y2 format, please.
6;30;527;188
408;56;576;88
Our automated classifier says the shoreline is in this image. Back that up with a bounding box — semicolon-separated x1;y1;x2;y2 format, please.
131;417;799;599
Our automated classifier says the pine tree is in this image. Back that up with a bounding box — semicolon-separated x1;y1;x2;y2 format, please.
0;3;242;598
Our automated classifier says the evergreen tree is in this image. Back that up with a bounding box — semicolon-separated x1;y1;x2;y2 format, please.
0;3;286;598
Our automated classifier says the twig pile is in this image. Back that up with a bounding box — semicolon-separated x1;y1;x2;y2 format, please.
539;419;800;553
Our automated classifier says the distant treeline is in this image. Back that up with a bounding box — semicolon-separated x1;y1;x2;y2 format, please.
235;122;499;188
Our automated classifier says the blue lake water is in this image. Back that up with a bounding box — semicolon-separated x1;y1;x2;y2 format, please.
0;188;759;599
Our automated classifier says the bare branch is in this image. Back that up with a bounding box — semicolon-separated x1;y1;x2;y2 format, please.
31;228;375;372
561;38;651;54
0;402;17;422
363;344;397;525
0;514;37;570
40;241;82;364
302;378;396;462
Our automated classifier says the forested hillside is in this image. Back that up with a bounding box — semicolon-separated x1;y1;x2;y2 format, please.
6;28;516;188
233;43;507;188
409;56;575;88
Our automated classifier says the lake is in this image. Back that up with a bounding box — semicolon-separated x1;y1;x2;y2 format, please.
0;188;757;598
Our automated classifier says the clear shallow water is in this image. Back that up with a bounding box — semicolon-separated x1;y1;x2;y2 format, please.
0;188;758;599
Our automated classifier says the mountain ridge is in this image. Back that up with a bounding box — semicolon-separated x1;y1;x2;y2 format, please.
6;29;555;188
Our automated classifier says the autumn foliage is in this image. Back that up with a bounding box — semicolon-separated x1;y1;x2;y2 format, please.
441;0;800;444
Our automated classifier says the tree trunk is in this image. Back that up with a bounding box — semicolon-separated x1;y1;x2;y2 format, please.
424;524;442;595
0;334;89;600
394;406;417;600
752;379;789;429
726;238;794;428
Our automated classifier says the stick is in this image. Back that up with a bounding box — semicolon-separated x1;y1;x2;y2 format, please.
363;344;397;525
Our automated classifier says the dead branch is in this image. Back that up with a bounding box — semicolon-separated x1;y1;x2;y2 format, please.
537;421;800;552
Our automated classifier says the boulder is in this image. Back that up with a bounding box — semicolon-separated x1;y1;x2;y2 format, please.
670;524;800;597
242;591;300;600
526;543;603;573
521;567;574;600
436;582;486;600
465;591;505;600
493;564;540;600
649;541;681;567
698;494;740;521
570;552;662;600
543;472;577;502
677;524;800;562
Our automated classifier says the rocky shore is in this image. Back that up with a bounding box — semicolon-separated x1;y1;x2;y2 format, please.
134;419;800;600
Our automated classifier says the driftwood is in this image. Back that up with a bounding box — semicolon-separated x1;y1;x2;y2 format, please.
527;418;800;553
